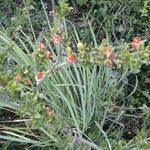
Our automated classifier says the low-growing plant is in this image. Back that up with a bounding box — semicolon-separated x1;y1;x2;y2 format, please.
0;0;150;149
72;0;149;43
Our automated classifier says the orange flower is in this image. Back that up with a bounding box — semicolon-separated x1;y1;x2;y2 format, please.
23;79;31;85
38;42;46;49
15;75;21;83
105;49;114;67
67;54;77;63
105;49;111;57
133;37;141;43
108;60;113;66
52;35;61;44
105;49;114;59
45;51;52;59
131;37;141;49
36;71;44;79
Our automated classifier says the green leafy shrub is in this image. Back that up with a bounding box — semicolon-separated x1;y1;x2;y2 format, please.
74;0;149;42
0;0;150;149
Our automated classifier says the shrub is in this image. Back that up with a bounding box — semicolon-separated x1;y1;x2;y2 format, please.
0;0;150;149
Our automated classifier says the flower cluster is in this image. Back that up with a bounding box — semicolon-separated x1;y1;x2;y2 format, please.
52;34;61;45
14;69;31;86
15;76;31;85
67;54;77;63
105;48;114;66
38;43;53;59
32;43;53;66
45;51;52;59
38;42;46;49
131;37;141;49
23;36;149;86
36;71;44;80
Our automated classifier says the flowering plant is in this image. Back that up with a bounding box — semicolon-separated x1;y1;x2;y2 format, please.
0;0;150;149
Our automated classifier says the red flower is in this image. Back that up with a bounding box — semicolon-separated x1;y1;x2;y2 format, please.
23;79;31;85
38;42;46;49
52;35;61;44
131;37;141;49
15;75;21;83
36;71;44;79
45;51;52;59
67;54;77;63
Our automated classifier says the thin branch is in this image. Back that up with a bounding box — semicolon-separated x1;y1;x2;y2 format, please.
96;121;112;150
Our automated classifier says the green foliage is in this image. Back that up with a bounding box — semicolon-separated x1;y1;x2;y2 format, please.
76;0;89;6
0;0;150;149
140;0;150;16
74;0;149;42
56;0;70;19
